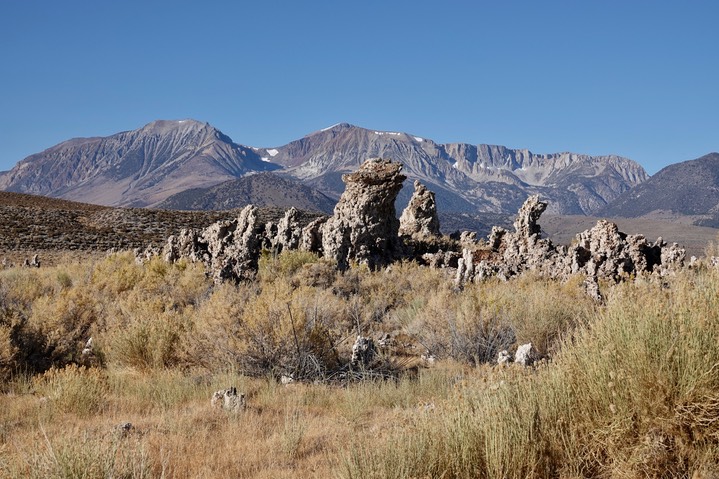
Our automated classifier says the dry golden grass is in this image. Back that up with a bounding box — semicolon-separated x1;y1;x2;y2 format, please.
345;268;719;478
1;250;719;477
0;364;464;478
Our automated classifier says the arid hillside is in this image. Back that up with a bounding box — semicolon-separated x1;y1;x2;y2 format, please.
0;191;322;265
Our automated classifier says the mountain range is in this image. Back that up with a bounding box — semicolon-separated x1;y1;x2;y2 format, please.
0;120;278;207
261;122;647;215
0;119;648;216
600;153;719;228
1;119;718;229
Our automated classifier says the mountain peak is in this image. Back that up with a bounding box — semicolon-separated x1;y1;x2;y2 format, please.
140;119;209;134
0;119;275;207
312;122;358;135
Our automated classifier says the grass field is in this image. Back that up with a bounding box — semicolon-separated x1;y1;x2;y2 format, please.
1;250;719;477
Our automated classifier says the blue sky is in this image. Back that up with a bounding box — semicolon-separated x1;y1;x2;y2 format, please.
1;1;716;174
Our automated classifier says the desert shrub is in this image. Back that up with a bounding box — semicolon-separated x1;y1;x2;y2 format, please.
21;287;98;372
403;283;514;364
187;277;345;378
0;268;55;310
234;281;340;379
492;273;595;355
55;270;73;289
331;266;364;299
92;253;209;309
345;269;719;478
258;249;325;284
89;251;143;295
334;261;448;337
134;257;209;307
290;259;338;289
183;282;257;370
401;274;594;364
0;319;18;383
33;364;108;416
105;309;189;369
0;255;213;374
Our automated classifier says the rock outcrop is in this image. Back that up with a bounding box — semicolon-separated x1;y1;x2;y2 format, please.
159;158;409;281
399;180;440;238
350;336;377;368
495;344;540;367
154;158;687;288
514;343;539;366
457;195;687;286
272;207;303;253
160;205;264;283
211;387;246;413
321;158;406;271
300;217;328;254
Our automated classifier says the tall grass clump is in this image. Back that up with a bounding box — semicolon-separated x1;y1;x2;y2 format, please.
33;364;108;417
344;269;719;478
402;273;595;363
5;429;151;479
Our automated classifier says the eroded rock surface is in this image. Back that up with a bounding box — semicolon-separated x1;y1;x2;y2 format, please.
456;195;686;286
514;343;538;366
211;387;246;413
272;207;303;253
152;158;687;289
350;335;377;368
322;158;406;270
160;205;264;283
158;158;409;281
399;180;440;238
204;205;264;283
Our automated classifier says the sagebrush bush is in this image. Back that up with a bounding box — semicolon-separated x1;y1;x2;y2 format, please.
345;269;719;478
258;249;326;284
25;288;98;370
106;309;190;369
0;319;18;383
401;273;595;363
233;281;340;379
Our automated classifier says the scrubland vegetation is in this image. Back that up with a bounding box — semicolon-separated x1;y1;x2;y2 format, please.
1;250;719;477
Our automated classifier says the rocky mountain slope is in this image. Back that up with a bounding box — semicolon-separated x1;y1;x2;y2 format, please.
1;120;647;215
158;172;336;214
601;152;719;227
0;191;323;265
265;123;648;215
0;120;278;207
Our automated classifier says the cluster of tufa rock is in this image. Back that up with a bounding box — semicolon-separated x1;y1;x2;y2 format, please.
322;158;407;270
145;157;687;291
497;343;539;367
211;386;246;413
153;158;432;282
17;254;40;268
399;180;441;239
455;195;686;289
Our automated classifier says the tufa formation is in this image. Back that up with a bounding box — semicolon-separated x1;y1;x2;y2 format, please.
151;158;687;289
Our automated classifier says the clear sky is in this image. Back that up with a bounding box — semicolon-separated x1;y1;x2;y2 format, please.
1;1;716;174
